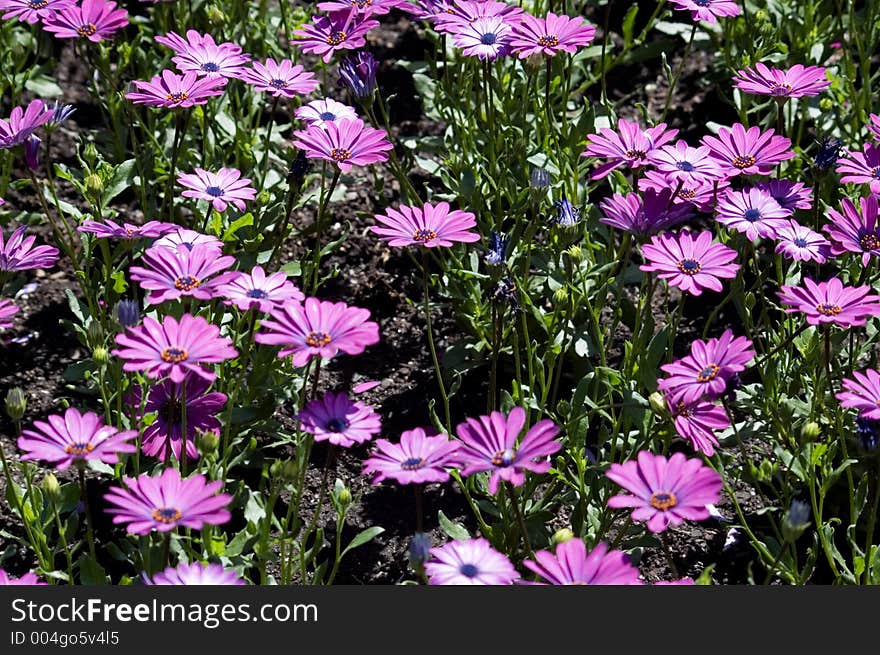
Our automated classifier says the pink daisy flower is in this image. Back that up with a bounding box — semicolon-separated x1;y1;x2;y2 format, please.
454;406;561;494
152;228;223;254
129;244;238;306
41;0;128;42
774;220;831;263
432;0;523;34
155;30;250;79
0;570;45;585
177;167;256;213
836;143;880;195
425;538;519;585
145;562;246;586
297;391;382;448
0;99;53;148
581;119;678;180
217;265;304;313
647;140;725;186
715;187;790;240
837;369;880;420
598;189;693;236
733;62;829;98
295;98;358;128
0;0;76;24
668;0;741;23
104;467;232;535
239;57;319;98
17;407;137;472
291;118;392;172
509;12;596;58
370;201;480;247
606;450;722;533
669;397;729;457
777;277;880;328
0;297;19;329
825;195;880;266
317;0;407;15
754;179;812;212
638;171;729;212
523;539;643;585
639;230;739;296
126;69;227;108
292;11;379;63
112;313;238;383
0;226;59;271
363;427;461;485
255;297;380;367
77;219;176;240
701;123;794;177
451;16;512;60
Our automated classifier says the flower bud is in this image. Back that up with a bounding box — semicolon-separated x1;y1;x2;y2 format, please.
87;320;104;347
206;5;227;24
5;387;26;421
801;421;820;442
197;429;220;456
115;299;140;329
41;472;61;502
85;173;103;197
555;399;571;418
648;391;668;415
408;532;432;570
335;485;352;507
82;143;99;167
781;499;811;543
529;166;550;189
553;287;568;306
24;135;40;172
566;245;582;261
92;346;109;364
339;51;378;98
271;458;297;482
551;528;575;545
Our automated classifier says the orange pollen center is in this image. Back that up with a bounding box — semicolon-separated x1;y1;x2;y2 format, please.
65;442;95;456
816;303;842;316
326;30;347;45
861;234;880;251
151;507;182;524
305;331;332;347
697;363;720;382
329;147;351;162
174;275;201;291
538;35;559;47
412;229;438;242
732;154;756;169
161;347;188;363
166;91;189;103
649;491;677;511
77;23;97;37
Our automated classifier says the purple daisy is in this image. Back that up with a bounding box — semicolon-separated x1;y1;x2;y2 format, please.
255;297;380;367
777;277;880;328
668;0;741;23
669;397;729;457
657;330;756;405
582;119;678;180
837;369;880;420
292;11;379;63
774;220;831;263
598;189;694;236
155;31;250;79
295;98;358;128
112;313;238;383
77;219;176;240
825;195;880;265
126;69;227;108
451;16;512;60
639;230;739;296
638;171;729;212
606;450;722;533
424;538;519;585
754;179;813;212
17;407;137;472
0;0;76;24
41;0;128;42
733;62;829;98
701;123;794;177
177;167;256;213
523;539;643;585
291;118;393;173
129;244;238;306
432;0;523;34
0;570;45;585
297;391;382;448
454;406;561;494
0;226;59;271
371;201;480;247
317;0;407;15
104;467;232;535
0;298;19;329
363;427;461;485
239;57;319;98
509;12;595;58
144;562;246;586
647;140;725;186
0;99;53;148
218;265;304;313
715;187;790;240
836;143;880;194
152;227;223;254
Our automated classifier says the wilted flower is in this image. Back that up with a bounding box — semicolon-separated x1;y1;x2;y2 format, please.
814;136;843;170
553;196;581;227
485;230;508;265
339;51;378;98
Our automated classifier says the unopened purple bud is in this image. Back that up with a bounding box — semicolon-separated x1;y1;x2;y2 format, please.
115;299;140;328
408;532;432;570
485;230;508;265
339;51;378;98
46;101;76;131
24;135;40;172
553;196;581;227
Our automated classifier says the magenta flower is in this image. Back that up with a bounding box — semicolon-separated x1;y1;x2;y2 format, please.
582;119;678;180
129;244;237;306
701;123;794;177
41;0;128;42
0;0;76;24
0;226;59;271
145;562;246;586
371;201;480;247
255;297;380;367
177;167;256;212
658;330;756;405
218;265;304;313
669;397;729;457
0;99;53;148
523;539;643;585
104;468;232;535
432;0;523;33
155;30;250;79
668;0;741;23
153;227;223;254
0;298;19;330
755;179;812;212
112;314;238;383
774;220;831;263
239;58;319;98
452;16;512;60
0;570;45;585
77;219;176;240
648;140;724;185
297;391;382;448
126;69;226;108
509;12;595;58
425;538;519;585
640;231;739;296
606;451;722;533
715;187;790;240
296;98;358;128
598;189;693;236
777;277;880;328
17;407;137;472
291;118;392;172
363;427;461;485
825;195;880;265
837;143;880;194
454;406;561;494
837;369;880;420
130;375;226;461
317;0;406;15
292;11;379;63
639;171;728;212
733;62;829;98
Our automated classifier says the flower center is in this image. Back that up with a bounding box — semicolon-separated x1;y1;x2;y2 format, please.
305;330;332;347
460;563;479;578
743;208;762;222
401;457;425;470
247;288;269;299
325;417;349;433
491;448;516;467
151;507;183;524
624;149;647;160
793;237;809;247
166;91;190;103
65;441;95;456
861;233;880;250
676;161;695;172
675;401;692;418
537;34;559;47
329;147;351;162
480;32;497;45
768;82;794;95
649;491;678;511
174;275;201;291
269;78;288;89
693;0;711;5
205;185;224;197
679;188;696;199
28;0;48;8
162;396;183;426
319;111;336;121
697;364;720;382
77;22;97;37
412;229;438;243
160;346;188;363
201;62;220;72
353;0;372;6
732;154;756;169
676;258;701;275
326;30;347;46
872;167;880;180
816;303;842;316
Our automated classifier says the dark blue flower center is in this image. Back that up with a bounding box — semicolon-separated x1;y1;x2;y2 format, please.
676;161;695;172
28;0;48;8
480;32;497;45
872;167;880;179
247;288;269;299
401;457;425;471
793;237;809;247
201;62;220;72
743;208;762;222
152;507;182;523
205;186;224;197
460;563;479;578
676;258;701;275
697;364;720;382
649;491;677;510
491;448;516;467
319;111;336;121
269;78;287;89
325;417;349;433
693;0;711;6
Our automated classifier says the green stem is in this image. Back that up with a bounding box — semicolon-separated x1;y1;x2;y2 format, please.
421;248;452;433
78;467;96;560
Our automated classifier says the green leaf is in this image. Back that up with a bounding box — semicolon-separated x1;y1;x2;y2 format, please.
25;75;63;98
438;510;470;540
622;4;639;48
101;159;136;205
222;213;254;242
65;288;88;324
340;526;385;558
77;554;108;585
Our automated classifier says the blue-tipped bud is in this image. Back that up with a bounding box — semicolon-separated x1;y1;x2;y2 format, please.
115;299;140;328
814;136;842;170
339;51;378;98
408;532;432;571
530;166;551;189
485;230;508;265
46;101;76;131
553;196;581;227
24;134;40;172
781;499;811;542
